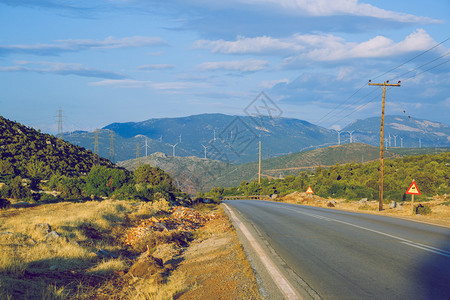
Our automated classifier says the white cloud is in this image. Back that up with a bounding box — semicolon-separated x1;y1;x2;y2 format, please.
193;36;304;55
0;61;126;79
0;36;167;56
137;64;175;70
260;78;290;89
89;79;210;90
229;0;440;23
195;29;438;64
196;59;268;72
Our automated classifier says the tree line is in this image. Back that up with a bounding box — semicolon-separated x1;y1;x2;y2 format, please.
203;152;450;203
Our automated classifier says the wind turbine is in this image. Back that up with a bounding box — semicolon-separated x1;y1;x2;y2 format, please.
144;137;151;157
169;143;178;156
393;135;397;147
400;137;404;148
201;144;208;159
336;130;342;145
347;130;354;143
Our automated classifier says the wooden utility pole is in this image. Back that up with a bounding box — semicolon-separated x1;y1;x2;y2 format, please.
258;141;262;184
368;80;401;211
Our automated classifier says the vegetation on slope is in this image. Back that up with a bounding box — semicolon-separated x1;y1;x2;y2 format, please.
205;152;450;203
0;116;114;180
0;116;187;204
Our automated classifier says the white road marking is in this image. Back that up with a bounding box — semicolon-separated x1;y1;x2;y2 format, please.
223;204;302;300
282;206;450;258
401;242;450;258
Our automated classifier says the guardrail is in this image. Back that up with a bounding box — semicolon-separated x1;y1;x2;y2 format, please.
222;195;271;200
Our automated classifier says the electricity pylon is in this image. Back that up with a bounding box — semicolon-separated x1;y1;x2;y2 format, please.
109;130;115;163
93;129;100;165
368;80;401;211
136;142;140;168
57;108;63;139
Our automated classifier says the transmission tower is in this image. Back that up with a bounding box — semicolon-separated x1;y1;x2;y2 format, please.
368;80;401;211
57;108;63;139
93;129;100;165
109;130;115;163
136;142;141;168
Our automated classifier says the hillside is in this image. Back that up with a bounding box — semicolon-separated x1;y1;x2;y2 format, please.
0;116;115;181
117;152;229;195
213;151;450;203
118;143;450;194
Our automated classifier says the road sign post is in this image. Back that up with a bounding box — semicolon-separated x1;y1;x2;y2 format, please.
306;186;314;201
405;180;421;215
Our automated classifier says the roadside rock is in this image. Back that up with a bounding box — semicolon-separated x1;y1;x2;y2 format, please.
45;231;63;242
127;253;164;280
92;248;119;259
35;223;52;236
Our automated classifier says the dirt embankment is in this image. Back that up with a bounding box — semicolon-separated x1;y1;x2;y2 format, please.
111;205;262;299
0;202;261;299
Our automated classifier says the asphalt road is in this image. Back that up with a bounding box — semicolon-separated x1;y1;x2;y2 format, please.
224;200;450;299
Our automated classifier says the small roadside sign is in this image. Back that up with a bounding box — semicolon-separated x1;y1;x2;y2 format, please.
305;186;314;194
405;180;421;195
405;180;421;215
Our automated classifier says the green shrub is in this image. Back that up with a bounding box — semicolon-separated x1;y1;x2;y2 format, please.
0;198;11;209
415;204;432;215
39;193;60;203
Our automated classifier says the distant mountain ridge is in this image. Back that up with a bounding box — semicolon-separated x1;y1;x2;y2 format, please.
97;113;336;164
63;114;450;165
343;115;450;148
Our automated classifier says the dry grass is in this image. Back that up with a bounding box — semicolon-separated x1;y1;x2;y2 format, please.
0;200;262;299
0;200;136;299
123;271;189;300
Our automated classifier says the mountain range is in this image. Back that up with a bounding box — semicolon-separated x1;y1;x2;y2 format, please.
62;114;450;165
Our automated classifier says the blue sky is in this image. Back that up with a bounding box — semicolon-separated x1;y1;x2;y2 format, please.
1;0;449;134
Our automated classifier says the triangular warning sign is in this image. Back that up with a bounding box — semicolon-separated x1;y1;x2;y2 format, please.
405;180;421;195
305;186;314;194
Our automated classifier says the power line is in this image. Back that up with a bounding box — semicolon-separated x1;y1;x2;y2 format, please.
392;51;450;81
314;37;449;127
402;59;450;82
315;83;367;125
372;37;449;81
